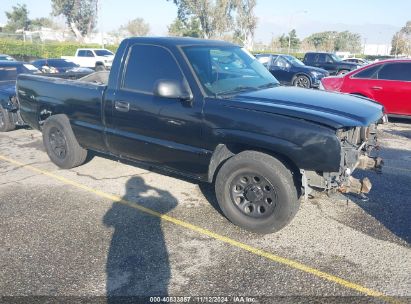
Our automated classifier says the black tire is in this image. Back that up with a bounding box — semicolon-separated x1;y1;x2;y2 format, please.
0;105;16;132
215;151;299;234
42;115;87;169
292;75;311;88
95;64;105;71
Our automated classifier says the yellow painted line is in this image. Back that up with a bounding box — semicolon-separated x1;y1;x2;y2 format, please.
0;154;403;304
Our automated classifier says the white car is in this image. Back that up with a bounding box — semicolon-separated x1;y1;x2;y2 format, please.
0;54;16;61
62;49;115;70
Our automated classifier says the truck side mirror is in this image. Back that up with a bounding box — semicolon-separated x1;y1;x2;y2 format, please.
153;79;193;103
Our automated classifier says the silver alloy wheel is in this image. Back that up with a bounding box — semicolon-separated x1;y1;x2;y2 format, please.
294;75;310;88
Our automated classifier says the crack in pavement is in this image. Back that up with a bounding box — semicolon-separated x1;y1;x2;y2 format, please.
69;170;151;181
0;174;39;186
0;161;51;174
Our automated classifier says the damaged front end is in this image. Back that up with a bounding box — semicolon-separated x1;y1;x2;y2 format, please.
302;115;387;199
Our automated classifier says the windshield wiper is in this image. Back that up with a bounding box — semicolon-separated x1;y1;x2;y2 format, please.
216;85;258;97
257;82;279;89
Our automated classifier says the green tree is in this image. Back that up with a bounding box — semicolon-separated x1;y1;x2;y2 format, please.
168;17;202;37
30;17;57;30
233;0;258;50
51;0;98;41
334;31;361;52
391;21;411;56
167;0;235;39
121;18;150;36
304;30;361;52
4;4;30;33
276;29;300;51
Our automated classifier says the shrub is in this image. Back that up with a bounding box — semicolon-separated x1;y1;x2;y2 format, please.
0;39;119;61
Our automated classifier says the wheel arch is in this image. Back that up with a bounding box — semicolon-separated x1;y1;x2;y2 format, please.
291;73;313;87
208;142;302;188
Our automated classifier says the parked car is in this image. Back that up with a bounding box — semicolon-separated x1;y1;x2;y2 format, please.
0;61;41;131
320;59;411;118
343;58;370;66
31;58;94;75
256;54;329;88
61;48;114;70
17;37;384;233
303;52;360;75
0;60;93;132
0;54;16;61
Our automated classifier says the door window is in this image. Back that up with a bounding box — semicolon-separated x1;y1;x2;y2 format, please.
352;65;380;79
273;57;288;68
122;44;184;93
305;53;315;62
377;63;411;81
318;54;333;63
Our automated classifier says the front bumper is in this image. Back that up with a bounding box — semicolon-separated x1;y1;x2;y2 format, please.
302;122;383;197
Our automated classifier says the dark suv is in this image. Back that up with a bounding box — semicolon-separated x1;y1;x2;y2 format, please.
256;54;329;88
303;52;360;75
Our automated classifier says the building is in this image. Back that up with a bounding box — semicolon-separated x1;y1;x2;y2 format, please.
362;44;392;56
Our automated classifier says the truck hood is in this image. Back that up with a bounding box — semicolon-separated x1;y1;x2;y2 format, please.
229;86;383;129
0;81;16;96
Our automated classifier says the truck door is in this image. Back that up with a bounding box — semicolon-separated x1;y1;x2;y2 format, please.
77;50;95;68
106;44;208;177
318;54;337;75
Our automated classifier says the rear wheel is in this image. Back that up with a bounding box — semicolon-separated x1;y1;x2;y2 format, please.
42;115;87;169
0;105;16;132
293;75;311;88
215;151;299;234
95;64;105;71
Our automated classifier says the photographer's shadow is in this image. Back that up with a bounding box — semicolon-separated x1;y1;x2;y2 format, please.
103;176;177;300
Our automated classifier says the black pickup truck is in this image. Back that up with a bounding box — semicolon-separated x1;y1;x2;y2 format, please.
303;52;360;75
17;37;385;233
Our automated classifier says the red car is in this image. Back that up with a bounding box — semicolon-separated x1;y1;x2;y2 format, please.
320;59;411;117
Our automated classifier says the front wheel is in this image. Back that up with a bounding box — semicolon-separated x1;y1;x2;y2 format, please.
293;75;311;88
95;64;105;71
215;151;299;234
0;105;16;132
42;115;87;169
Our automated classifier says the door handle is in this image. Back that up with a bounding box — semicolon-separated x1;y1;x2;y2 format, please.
114;101;130;112
371;86;383;91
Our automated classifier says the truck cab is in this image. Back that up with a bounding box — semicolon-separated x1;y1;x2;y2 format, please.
17;37;385;234
303;52;360;75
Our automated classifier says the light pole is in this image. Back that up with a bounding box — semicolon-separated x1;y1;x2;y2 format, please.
288;10;308;54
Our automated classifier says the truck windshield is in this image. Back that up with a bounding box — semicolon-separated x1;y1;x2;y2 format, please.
183;46;279;96
330;54;343;62
94;50;114;56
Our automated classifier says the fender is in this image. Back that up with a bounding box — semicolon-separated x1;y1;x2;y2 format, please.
292;72;313;84
209;128;341;174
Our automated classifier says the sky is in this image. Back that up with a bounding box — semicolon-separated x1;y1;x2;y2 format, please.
1;0;410;44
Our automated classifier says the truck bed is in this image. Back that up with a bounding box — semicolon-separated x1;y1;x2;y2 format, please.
17;73;108;151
